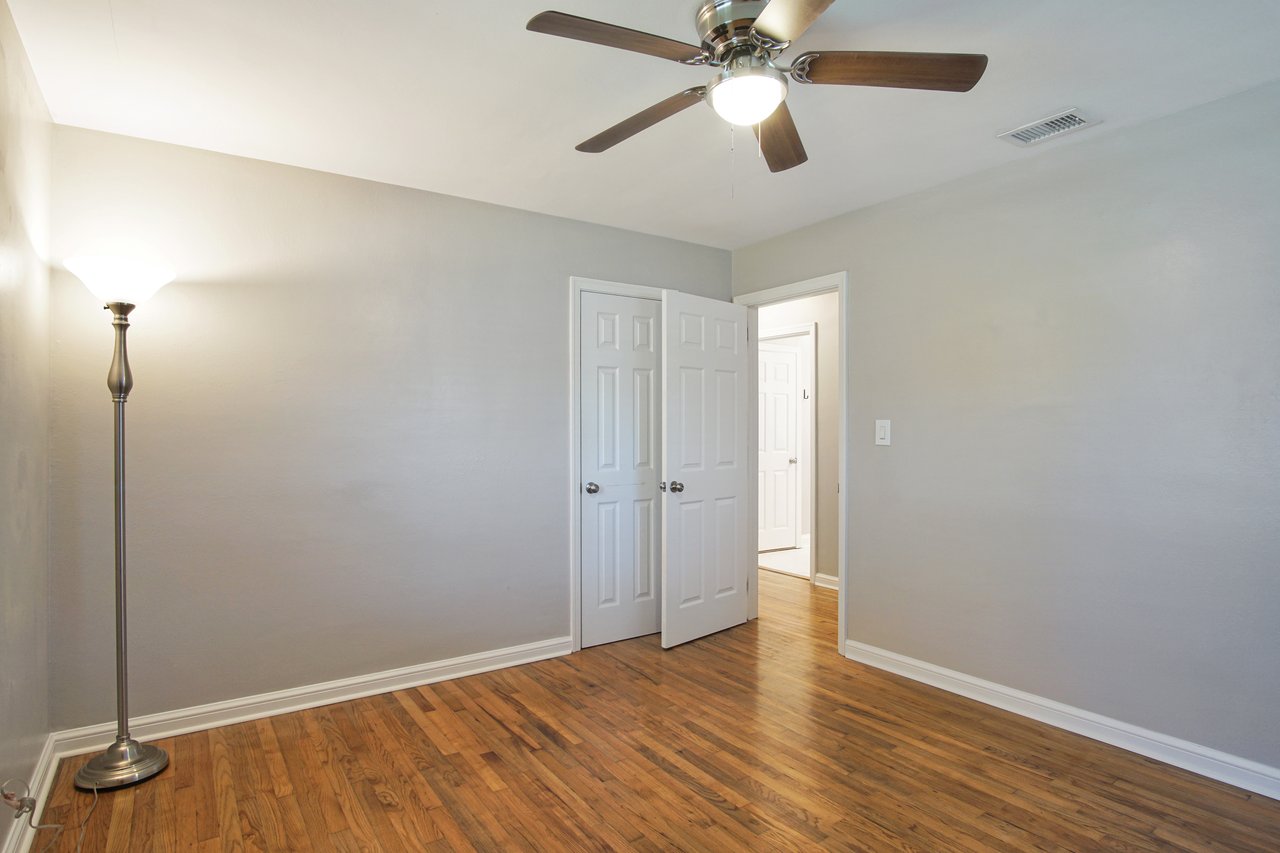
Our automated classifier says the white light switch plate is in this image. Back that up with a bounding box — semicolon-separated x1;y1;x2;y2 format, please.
875;420;891;445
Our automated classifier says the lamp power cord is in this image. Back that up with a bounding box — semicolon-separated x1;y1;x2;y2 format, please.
3;777;99;853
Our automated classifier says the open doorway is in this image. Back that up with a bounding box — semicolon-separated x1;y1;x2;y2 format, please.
757;320;817;581
757;294;839;589
736;273;850;653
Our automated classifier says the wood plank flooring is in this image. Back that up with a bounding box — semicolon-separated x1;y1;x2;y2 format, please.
36;571;1280;850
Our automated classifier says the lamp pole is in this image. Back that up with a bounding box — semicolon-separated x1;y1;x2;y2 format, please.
73;300;168;790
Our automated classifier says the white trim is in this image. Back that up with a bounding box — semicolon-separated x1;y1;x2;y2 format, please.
814;573;839;591
759;323;813;339
568;277;664;652
844;640;1280;802
736;272;850;656
572;276;666;301
1;734;57;853
52;636;572;760
735;273;845;309
3;635;568;852
745;305;760;621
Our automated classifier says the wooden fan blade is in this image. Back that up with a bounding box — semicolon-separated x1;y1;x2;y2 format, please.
577;88;707;154
752;0;835;44
528;11;708;64
752;101;807;173
792;51;989;92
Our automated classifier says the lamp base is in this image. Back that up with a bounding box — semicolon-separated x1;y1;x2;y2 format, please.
74;737;168;790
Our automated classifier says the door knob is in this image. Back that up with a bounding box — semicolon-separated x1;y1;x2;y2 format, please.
669;481;684;493
585;482;600;494
789;458;798;464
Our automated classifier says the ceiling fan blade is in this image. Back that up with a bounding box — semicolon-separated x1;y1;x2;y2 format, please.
577;88;708;154
752;101;808;173
752;0;835;45
791;51;989;92
528;11;708;64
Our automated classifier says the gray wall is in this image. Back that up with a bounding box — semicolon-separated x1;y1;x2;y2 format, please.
49;127;730;729
0;0;50;814
758;292;840;577
733;82;1280;766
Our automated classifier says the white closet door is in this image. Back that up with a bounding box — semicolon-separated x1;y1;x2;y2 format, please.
758;342;800;551
660;290;750;649
580;292;662;647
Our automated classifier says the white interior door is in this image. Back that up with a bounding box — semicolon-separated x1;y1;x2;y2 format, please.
758;341;800;552
661;290;750;649
580;291;661;648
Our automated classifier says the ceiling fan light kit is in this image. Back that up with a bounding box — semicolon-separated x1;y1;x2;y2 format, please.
528;0;988;172
707;53;788;126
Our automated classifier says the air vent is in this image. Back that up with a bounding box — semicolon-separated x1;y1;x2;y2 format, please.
998;109;1094;147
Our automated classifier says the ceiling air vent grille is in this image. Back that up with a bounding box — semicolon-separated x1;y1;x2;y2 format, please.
998;109;1093;147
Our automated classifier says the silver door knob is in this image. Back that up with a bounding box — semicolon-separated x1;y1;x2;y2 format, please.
669;481;684;493
789;458;798;464
585;482;600;494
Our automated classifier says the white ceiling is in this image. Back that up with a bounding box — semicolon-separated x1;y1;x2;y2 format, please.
11;0;1280;249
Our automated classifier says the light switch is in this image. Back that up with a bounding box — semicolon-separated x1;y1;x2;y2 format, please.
875;419;891;446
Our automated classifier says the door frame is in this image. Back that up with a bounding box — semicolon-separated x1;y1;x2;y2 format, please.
735;272;851;656
568;277;665;652
758;323;817;582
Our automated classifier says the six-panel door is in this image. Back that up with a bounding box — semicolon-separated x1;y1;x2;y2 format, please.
758;341;800;551
580;291;662;647
660;290;750;649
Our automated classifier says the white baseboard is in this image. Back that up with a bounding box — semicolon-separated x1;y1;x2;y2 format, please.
4;636;571;853
845;640;1280;802
55;636;573;758
813;573;839;591
1;733;57;853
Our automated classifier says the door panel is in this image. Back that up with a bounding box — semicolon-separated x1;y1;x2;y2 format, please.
661;291;750;648
581;291;661;647
758;342;800;550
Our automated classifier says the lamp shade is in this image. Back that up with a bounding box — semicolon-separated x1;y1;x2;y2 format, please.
65;256;176;306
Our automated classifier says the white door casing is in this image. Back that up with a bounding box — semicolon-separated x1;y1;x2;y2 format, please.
580;291;661;647
661;290;751;649
735;271;850;655
758;341;800;552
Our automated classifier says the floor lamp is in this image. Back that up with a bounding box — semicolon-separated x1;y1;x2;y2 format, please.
65;256;174;790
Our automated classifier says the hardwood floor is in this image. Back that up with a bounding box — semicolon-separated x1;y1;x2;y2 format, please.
36;572;1280;851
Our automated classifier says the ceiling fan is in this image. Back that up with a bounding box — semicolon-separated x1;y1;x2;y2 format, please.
528;0;988;172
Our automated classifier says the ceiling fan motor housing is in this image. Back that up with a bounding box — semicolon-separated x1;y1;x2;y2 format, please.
696;0;769;60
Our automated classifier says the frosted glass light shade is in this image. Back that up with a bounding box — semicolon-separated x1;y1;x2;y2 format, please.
65;256;175;306
708;69;787;126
